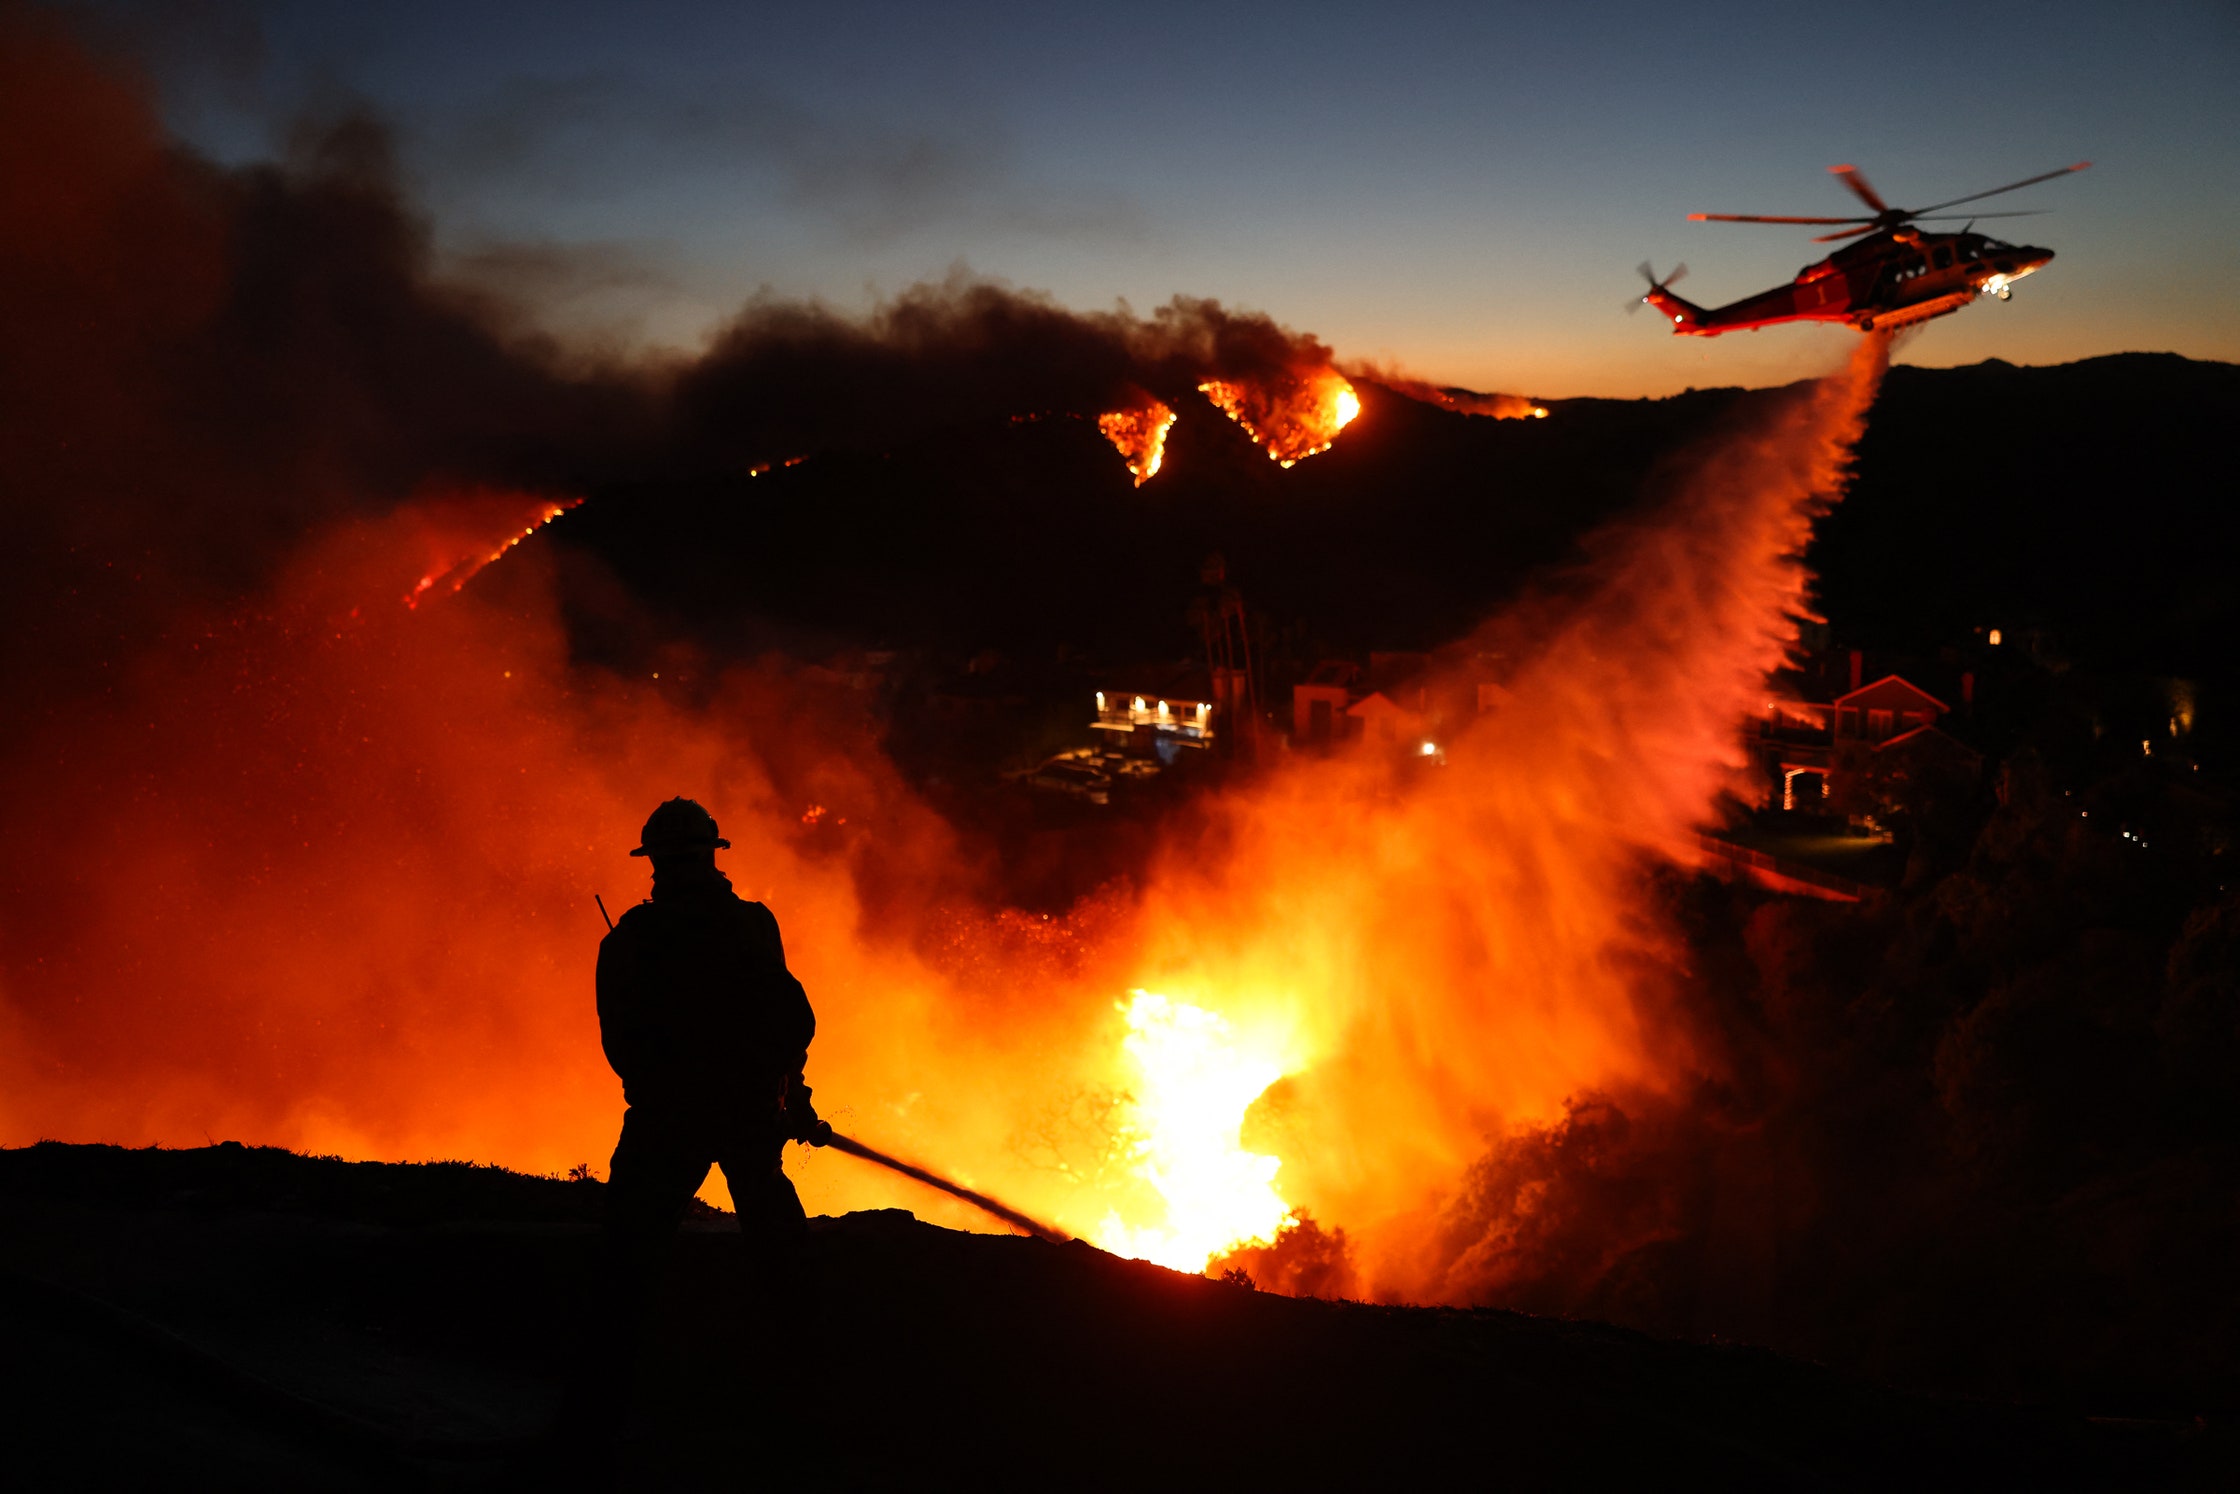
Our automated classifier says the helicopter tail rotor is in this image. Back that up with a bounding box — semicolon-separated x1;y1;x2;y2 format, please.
1627;261;1687;313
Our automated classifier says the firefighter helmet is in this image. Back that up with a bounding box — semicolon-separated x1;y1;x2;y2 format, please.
629;797;730;857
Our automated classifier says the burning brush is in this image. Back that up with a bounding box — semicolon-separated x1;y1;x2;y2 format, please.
1198;371;1361;467
1097;400;1177;486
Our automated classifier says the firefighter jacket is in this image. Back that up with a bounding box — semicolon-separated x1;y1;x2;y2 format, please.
595;874;816;1129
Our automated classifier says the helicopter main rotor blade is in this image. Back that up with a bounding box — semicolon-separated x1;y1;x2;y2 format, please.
1910;162;2090;217
1811;224;1883;243
1828;164;1890;214
1689;213;1871;225
1910;210;2050;221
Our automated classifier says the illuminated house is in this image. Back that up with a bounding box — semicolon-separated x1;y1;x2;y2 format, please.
1758;650;1968;809
1092;663;1219;761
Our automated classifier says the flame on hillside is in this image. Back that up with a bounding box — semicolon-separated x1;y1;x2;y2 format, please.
1430;390;1548;420
1360;368;1548;420
1097;401;1176;486
404;492;580;609
1198;371;1360;466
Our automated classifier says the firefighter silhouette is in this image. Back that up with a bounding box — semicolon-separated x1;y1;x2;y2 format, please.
581;797;829;1438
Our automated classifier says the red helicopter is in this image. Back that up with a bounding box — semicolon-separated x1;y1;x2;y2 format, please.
1636;161;2090;335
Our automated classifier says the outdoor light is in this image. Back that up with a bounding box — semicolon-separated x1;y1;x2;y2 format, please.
1420;742;1437;756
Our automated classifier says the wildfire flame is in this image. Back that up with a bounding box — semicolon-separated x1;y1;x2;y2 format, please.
1095;992;1295;1270
1198;371;1360;467
403;492;581;608
1369;375;1548;421
1096;402;1177;486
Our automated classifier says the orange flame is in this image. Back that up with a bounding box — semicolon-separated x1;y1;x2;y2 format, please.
1363;372;1548;421
1096;401;1177;486
1094;991;1296;1269
403;489;581;608
1198;371;1360;467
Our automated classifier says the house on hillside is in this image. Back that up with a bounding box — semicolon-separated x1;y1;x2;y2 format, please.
1290;651;1454;752
1292;659;1359;745
1758;650;1978;811
1091;661;1220;762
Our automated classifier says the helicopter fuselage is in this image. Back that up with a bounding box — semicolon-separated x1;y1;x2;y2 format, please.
1644;229;2054;336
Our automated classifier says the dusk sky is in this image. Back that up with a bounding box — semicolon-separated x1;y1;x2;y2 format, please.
97;0;2240;397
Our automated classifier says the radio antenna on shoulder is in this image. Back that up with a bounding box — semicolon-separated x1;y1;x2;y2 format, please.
595;895;614;931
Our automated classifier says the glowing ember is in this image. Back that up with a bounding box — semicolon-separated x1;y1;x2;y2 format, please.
1198;371;1360;467
1097;401;1177;486
403;492;581;608
1096;991;1294;1272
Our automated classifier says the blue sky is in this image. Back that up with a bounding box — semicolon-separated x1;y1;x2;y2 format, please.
104;0;2240;396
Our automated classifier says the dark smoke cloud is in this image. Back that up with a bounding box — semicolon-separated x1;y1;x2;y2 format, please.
0;5;1340;685
670;278;1346;472
0;9;653;701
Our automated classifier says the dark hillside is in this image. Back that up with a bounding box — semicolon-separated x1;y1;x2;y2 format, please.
554;379;1757;661
1;1143;2219;1490
553;356;2238;680
1818;353;2240;679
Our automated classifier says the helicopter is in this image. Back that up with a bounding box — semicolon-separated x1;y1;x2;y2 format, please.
1635;161;2089;335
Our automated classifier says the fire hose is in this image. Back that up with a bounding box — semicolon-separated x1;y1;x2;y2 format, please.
819;1131;1070;1244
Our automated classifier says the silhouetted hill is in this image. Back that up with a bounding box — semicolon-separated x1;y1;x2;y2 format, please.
1820;353;2239;679
558;377;1732;663
553;355;2237;681
3;1142;2221;1489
